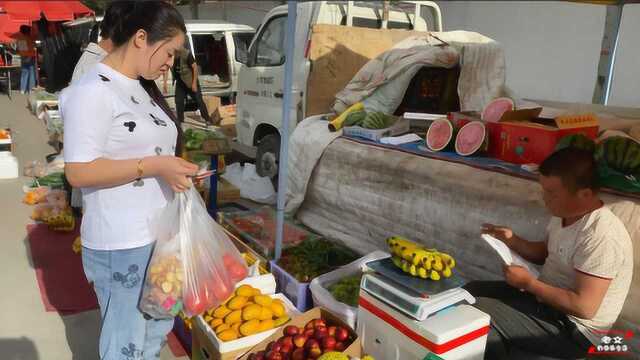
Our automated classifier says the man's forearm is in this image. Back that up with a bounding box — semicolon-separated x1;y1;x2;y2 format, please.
508;236;548;265
527;279;593;319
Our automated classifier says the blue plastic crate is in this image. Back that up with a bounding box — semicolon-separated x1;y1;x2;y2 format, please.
269;260;313;312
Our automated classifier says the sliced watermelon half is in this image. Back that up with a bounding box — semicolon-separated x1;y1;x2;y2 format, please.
455;121;488;156
426;118;454;151
481;97;515;123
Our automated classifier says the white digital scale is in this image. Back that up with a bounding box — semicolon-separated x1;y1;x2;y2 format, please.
356;256;490;360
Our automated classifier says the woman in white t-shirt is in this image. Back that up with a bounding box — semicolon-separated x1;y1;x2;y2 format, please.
60;2;197;359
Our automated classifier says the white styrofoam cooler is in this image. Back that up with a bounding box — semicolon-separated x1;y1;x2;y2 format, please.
357;290;490;360
0;152;19;179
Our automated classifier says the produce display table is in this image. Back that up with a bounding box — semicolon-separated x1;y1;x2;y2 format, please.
295;137;640;336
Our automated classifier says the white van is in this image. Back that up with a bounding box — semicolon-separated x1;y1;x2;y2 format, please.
234;1;443;177
182;20;255;100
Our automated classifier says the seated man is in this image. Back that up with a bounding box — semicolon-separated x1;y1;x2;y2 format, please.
465;148;633;359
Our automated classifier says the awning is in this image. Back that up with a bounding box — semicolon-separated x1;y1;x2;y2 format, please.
0;13;29;44
0;0;93;22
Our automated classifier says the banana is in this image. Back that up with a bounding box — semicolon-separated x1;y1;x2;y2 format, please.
386;236;456;282
391;256;403;268
442;266;452;278
409;264;418;276
401;260;411;273
440;253;456;268
432;255;444;271
422;255;433;270
430;270;441;281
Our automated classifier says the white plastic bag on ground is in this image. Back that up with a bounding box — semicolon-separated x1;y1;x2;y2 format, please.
309;250;388;328
222;163;276;204
139;187;248;319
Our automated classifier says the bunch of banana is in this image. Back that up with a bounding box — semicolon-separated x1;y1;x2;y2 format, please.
386;236;456;281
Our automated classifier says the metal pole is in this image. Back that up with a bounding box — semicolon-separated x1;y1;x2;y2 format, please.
274;1;297;261
592;4;623;105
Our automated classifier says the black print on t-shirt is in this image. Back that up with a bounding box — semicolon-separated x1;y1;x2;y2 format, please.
154;146;162;155
123;121;136;132
150;98;157;107
98;74;110;82
149;113;167;127
130;96;140;104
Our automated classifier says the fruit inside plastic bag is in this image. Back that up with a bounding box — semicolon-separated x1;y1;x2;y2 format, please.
139;187;248;319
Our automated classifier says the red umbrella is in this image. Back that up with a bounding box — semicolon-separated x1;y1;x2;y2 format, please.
0;0;93;22
0;13;29;44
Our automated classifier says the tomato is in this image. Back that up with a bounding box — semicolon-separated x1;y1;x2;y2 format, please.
184;291;207;315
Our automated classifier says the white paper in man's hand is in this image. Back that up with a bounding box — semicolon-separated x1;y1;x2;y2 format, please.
481;234;540;277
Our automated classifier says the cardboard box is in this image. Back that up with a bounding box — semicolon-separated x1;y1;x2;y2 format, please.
193;294;300;360
217;178;240;204
451;109;599;164
217;116;237;139
239;307;362;359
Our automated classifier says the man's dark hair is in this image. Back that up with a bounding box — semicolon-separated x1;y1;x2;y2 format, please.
539;148;599;192
99;1;129;40
19;25;31;35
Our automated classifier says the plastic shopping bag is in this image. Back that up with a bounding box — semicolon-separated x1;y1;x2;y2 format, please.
139;187;248;319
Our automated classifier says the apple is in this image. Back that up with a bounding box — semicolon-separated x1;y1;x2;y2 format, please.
335;341;346;352
249;351;266;360
266;341;276;352
304;328;315;338
327;326;337;337
321;336;336;351
280;343;293;355
313;328;328;341
291;348;306;360
307;344;322;359
293;334;307;348
284;325;300;336
272;342;283;353
304;339;319;350
314;319;327;328
265;350;283;360
335;327;349;342
281;336;294;348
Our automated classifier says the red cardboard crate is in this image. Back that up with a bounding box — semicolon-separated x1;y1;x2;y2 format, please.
487;108;598;164
450;109;599;165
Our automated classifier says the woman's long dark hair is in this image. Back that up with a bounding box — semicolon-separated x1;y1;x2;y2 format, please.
106;1;186;156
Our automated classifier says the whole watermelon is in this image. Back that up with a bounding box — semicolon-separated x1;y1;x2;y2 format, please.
556;134;596;153
595;136;640;176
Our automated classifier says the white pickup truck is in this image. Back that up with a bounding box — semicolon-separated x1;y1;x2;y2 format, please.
234;1;443;178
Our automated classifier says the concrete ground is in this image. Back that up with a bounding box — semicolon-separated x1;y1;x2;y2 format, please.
0;92;188;360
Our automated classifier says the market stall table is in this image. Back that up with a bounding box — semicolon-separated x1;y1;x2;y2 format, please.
0;65;19;99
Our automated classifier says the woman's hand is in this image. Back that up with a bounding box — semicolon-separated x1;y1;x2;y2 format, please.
146;156;199;193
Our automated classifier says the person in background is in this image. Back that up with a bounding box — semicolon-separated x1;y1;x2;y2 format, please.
465;148;633;359
68;1;128;212
163;46;212;125
60;2;198;359
15;25;37;94
71;2;127;83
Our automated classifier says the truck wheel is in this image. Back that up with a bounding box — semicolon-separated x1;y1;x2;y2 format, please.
256;134;280;179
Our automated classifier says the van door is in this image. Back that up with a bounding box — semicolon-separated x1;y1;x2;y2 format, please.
236;14;289;147
191;31;231;94
227;31;254;94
